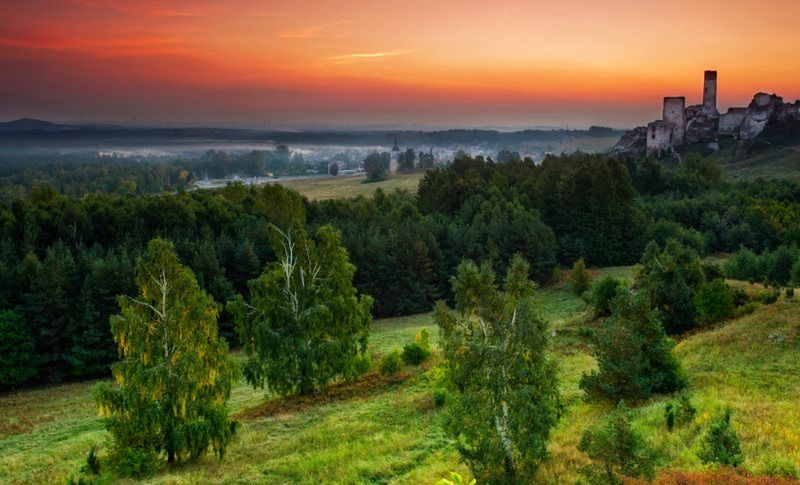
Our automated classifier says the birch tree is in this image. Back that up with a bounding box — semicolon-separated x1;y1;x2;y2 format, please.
435;254;561;481
94;238;238;471
228;223;373;395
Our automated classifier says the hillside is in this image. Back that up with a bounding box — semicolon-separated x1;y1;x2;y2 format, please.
2;272;798;483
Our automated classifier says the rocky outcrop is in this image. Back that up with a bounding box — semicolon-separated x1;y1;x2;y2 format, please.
684;105;719;144
609;126;647;157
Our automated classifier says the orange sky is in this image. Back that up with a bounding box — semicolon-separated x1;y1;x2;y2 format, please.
1;0;799;128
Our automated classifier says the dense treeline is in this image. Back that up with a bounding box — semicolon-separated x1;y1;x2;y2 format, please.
2;150;800;389
0;146;311;197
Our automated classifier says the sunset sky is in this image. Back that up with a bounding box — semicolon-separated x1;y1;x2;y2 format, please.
1;0;799;128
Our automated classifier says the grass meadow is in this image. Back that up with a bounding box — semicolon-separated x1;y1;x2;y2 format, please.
1;271;799;483
276;172;424;201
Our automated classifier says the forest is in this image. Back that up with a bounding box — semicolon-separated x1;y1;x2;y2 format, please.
3;149;800;483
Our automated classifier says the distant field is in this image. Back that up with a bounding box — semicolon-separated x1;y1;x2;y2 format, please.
2;272;799;483
276;172;425;200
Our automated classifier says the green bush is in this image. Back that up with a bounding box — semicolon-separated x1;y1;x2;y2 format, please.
734;301;761;317
701;262;725;281
109;447;163;478
433;387;449;408
379;351;403;375
756;289;780;305
698;409;743;467
693;279;734;324
724;247;763;282
402;328;431;365
580;291;686;401
786;287;795;299
352;353;372;377
570;259;592;295
664;395;696;431
83;445;101;475
578;402;656;483
589;275;624;316
731;287;748;306
0;310;37;390
791;259;800;286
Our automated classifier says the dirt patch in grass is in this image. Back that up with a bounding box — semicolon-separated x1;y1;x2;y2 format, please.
235;361;434;419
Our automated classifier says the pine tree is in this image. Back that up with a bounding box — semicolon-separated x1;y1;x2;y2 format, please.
435;254;561;481
580;291;686;401
229;223;373;395
94;238;238;470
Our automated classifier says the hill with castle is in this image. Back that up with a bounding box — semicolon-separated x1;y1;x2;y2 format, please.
611;71;800;159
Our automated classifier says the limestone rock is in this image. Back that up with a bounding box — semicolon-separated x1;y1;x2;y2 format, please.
609;126;647;157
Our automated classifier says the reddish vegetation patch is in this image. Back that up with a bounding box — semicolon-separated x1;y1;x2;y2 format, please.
624;468;798;484
235;362;433;419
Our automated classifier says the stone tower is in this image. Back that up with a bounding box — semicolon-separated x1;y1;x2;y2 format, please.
663;96;686;145
703;70;719;115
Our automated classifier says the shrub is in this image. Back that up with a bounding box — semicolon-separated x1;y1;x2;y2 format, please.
0;310;37;390
83;445;101;475
379;351;403;375
433;387;449;408
570;259;592;295
756;289;780;305
698;409;743;467
735;301;761;317
109;447;163;478
724;247;762;282
352;353;372;377
664;395;696;431
402;342;430;365
589;275;624;316
578;402;657;483
786;287;795;299
436;472;476;485
580;291;686;401
792;259;800;286
764;245;799;286
402;328;431;365
731;287;748;307
702;262;725;281
693;279;734;324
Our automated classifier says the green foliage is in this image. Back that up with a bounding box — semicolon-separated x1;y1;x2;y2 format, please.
734;301;761;317
724;247;763;282
230;224;373;395
402;329;431;365
570;259;592;295
693;279;734;324
433;387;449;408
398;148;416;172
0;310;36;390
792;259;800;286
758;456;799;479
786;286;795;299
756;289;780;305
83;445;101;475
107;446;163;478
589;275;624;317
580;291;686;401
664;395;696;431
436;471;476;485
351;353;373;377
328;163;339;176
379;350;403;375
94;239;239;468
697;409;743;467
636;239;705;334
363;152;389;182
436;254;561;481
578;402;656;484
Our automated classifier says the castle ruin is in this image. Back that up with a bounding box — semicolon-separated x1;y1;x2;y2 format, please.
612;70;800;157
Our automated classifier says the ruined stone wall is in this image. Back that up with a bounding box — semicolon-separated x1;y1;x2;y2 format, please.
719;107;747;135
663;96;686;145
646;120;675;156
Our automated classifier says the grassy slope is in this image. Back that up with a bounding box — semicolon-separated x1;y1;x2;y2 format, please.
276;172;424;201
2;280;799;483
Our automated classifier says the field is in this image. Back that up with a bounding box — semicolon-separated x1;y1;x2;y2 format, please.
275;172;425;201
2;274;799;483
